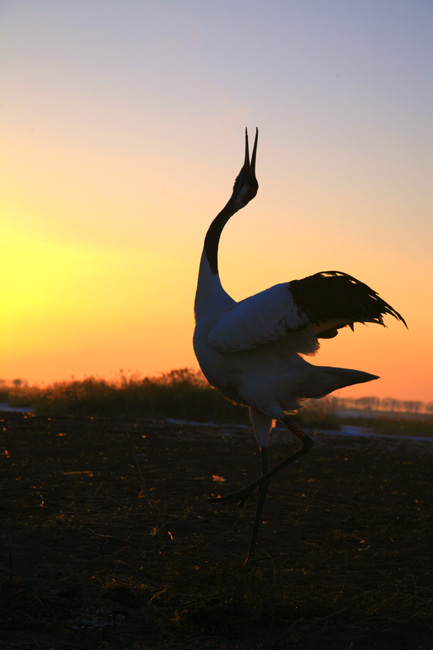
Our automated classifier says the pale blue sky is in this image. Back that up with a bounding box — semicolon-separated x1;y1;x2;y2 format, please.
3;1;432;245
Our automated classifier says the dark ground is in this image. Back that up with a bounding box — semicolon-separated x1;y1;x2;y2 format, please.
1;411;433;649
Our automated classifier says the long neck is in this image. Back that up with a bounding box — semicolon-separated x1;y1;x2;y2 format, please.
203;198;237;275
194;198;238;320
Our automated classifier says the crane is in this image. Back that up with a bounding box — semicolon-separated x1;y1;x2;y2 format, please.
193;128;406;563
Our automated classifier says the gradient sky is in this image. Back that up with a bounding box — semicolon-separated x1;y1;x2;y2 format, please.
1;1;432;402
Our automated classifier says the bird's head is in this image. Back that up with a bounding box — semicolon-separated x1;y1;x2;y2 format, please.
231;128;259;210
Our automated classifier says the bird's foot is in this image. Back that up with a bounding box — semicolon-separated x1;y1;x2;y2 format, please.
242;552;259;569
208;484;256;507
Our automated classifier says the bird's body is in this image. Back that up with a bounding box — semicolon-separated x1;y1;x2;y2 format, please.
194;270;393;441
193;129;406;562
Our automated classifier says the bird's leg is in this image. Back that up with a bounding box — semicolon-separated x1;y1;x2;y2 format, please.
244;446;269;564
208;419;313;506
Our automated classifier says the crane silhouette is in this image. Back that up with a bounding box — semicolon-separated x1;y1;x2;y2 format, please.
193;128;406;563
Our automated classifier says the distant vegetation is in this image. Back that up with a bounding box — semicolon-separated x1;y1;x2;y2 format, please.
0;369;336;427
1;369;432;436
334;394;433;415
1;369;244;422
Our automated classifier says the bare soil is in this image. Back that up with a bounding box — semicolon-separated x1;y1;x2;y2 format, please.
1;412;433;649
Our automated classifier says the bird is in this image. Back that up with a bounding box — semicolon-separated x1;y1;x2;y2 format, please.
193;128;406;564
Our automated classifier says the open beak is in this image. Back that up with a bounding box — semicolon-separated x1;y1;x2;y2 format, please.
232;127;259;204
244;127;258;175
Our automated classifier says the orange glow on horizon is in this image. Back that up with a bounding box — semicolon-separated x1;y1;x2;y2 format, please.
1;182;426;402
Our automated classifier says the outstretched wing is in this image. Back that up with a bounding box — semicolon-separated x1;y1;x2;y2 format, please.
208;270;406;354
290;271;407;338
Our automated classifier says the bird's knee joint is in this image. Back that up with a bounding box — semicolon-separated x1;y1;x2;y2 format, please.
303;435;313;450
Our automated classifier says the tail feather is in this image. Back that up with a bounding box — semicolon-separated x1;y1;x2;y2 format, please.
305;366;379;399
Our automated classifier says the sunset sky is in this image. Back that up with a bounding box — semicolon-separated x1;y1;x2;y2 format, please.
1;1;432;402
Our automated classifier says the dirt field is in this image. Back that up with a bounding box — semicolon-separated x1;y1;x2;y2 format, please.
1;411;433;649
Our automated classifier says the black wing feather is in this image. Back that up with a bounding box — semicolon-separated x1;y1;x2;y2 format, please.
290;271;407;337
